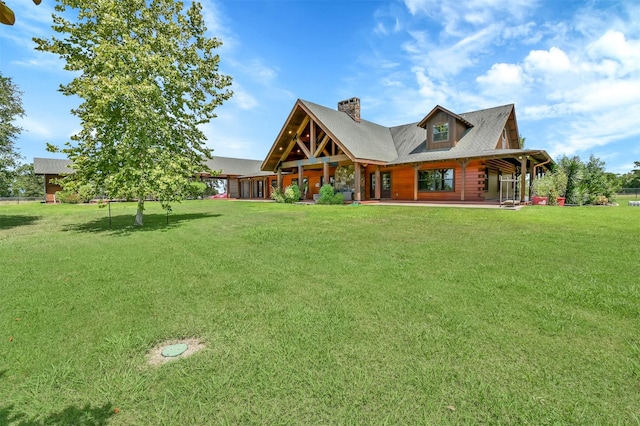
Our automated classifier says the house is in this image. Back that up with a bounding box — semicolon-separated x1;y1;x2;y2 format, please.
33;156;268;202
261;97;553;203
35;97;553;204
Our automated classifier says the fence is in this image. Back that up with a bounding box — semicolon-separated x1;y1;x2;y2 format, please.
0;197;46;204
618;188;640;197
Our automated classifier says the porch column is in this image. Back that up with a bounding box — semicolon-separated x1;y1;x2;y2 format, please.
354;163;362;203
459;160;467;201
249;178;253;199
375;166;381;200
520;156;527;202
298;164;304;190
323;161;330;186
277;168;282;192
528;159;535;200
413;165;420;201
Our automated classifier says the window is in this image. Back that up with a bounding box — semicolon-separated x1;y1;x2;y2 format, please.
418;169;454;191
433;122;449;142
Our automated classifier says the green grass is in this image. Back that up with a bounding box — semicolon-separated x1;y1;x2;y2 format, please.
1;198;639;424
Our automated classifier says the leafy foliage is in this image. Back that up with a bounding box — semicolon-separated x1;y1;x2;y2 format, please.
0;72;25;193
554;154;617;205
579;155;617;204
271;184;301;203
34;0;232;225
0;0;41;26
12;164;44;197
557;155;582;204
55;190;81;204
532;169;567;205
316;184;344;205
618;161;640;189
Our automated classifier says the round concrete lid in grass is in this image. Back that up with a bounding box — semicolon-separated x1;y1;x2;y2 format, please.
146;338;205;366
161;343;188;357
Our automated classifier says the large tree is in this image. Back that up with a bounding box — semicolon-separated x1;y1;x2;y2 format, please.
35;0;232;225
0;72;25;196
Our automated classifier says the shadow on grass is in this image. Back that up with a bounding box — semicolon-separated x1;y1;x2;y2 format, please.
63;212;221;235
1;403;114;426
0;216;40;230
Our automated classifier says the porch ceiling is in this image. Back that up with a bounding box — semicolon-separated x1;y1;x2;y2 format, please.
262;105;310;172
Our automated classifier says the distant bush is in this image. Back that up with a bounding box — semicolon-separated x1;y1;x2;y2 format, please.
316;184;344;205
270;186;285;203
271;184;301;203
283;184;301;203
78;184;97;203
186;181;207;199
56;190;81;204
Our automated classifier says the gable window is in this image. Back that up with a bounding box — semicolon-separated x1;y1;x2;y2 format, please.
418;168;454;191
433;122;449;142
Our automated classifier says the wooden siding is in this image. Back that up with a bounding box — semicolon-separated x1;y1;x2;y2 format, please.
44;174;63;203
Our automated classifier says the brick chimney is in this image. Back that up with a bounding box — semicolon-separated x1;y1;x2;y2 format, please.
338;97;360;123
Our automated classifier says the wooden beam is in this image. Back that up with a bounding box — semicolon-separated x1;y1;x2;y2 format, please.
295;137;312;158
375;166;381;200
310;121;316;155
314;134;330;157
278;116;310;164
281;154;349;169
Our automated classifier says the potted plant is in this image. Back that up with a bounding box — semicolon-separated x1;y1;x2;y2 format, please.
531;169;568;206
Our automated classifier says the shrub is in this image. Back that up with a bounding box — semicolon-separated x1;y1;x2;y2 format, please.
283;184;301;203
56;190;81;204
77;184;96;203
532;169;567;205
316;184;344;205
270;186;285;203
186;181;207;199
594;195;609;205
271;184;301;203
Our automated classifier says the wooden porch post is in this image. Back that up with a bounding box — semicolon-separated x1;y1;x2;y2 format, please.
323;161;330;186
528;159;535;201
249;178;253;199
264;177;268;199
459;160;467;201
375;166;381;200
354;163;362;203
520;156;527;203
277;169;282;192
413;165;420;201
298;165;304;199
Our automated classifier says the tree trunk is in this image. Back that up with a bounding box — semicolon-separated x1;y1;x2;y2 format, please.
135;199;144;226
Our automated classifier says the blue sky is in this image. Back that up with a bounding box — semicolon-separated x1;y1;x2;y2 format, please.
1;0;639;174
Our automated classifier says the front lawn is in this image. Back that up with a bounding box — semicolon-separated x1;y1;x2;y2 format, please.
1;200;639;424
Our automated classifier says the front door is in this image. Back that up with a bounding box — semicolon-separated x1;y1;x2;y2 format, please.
370;172;392;199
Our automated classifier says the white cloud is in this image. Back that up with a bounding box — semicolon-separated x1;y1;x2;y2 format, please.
524;47;572;74
412;67;450;106
477;63;525;87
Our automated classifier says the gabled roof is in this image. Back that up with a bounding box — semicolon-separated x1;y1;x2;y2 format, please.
417;105;474;128
33;158;73;175
34;156;267;178
262;100;541;169
390;104;518;164
203;156;267;177
299;100;397;163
